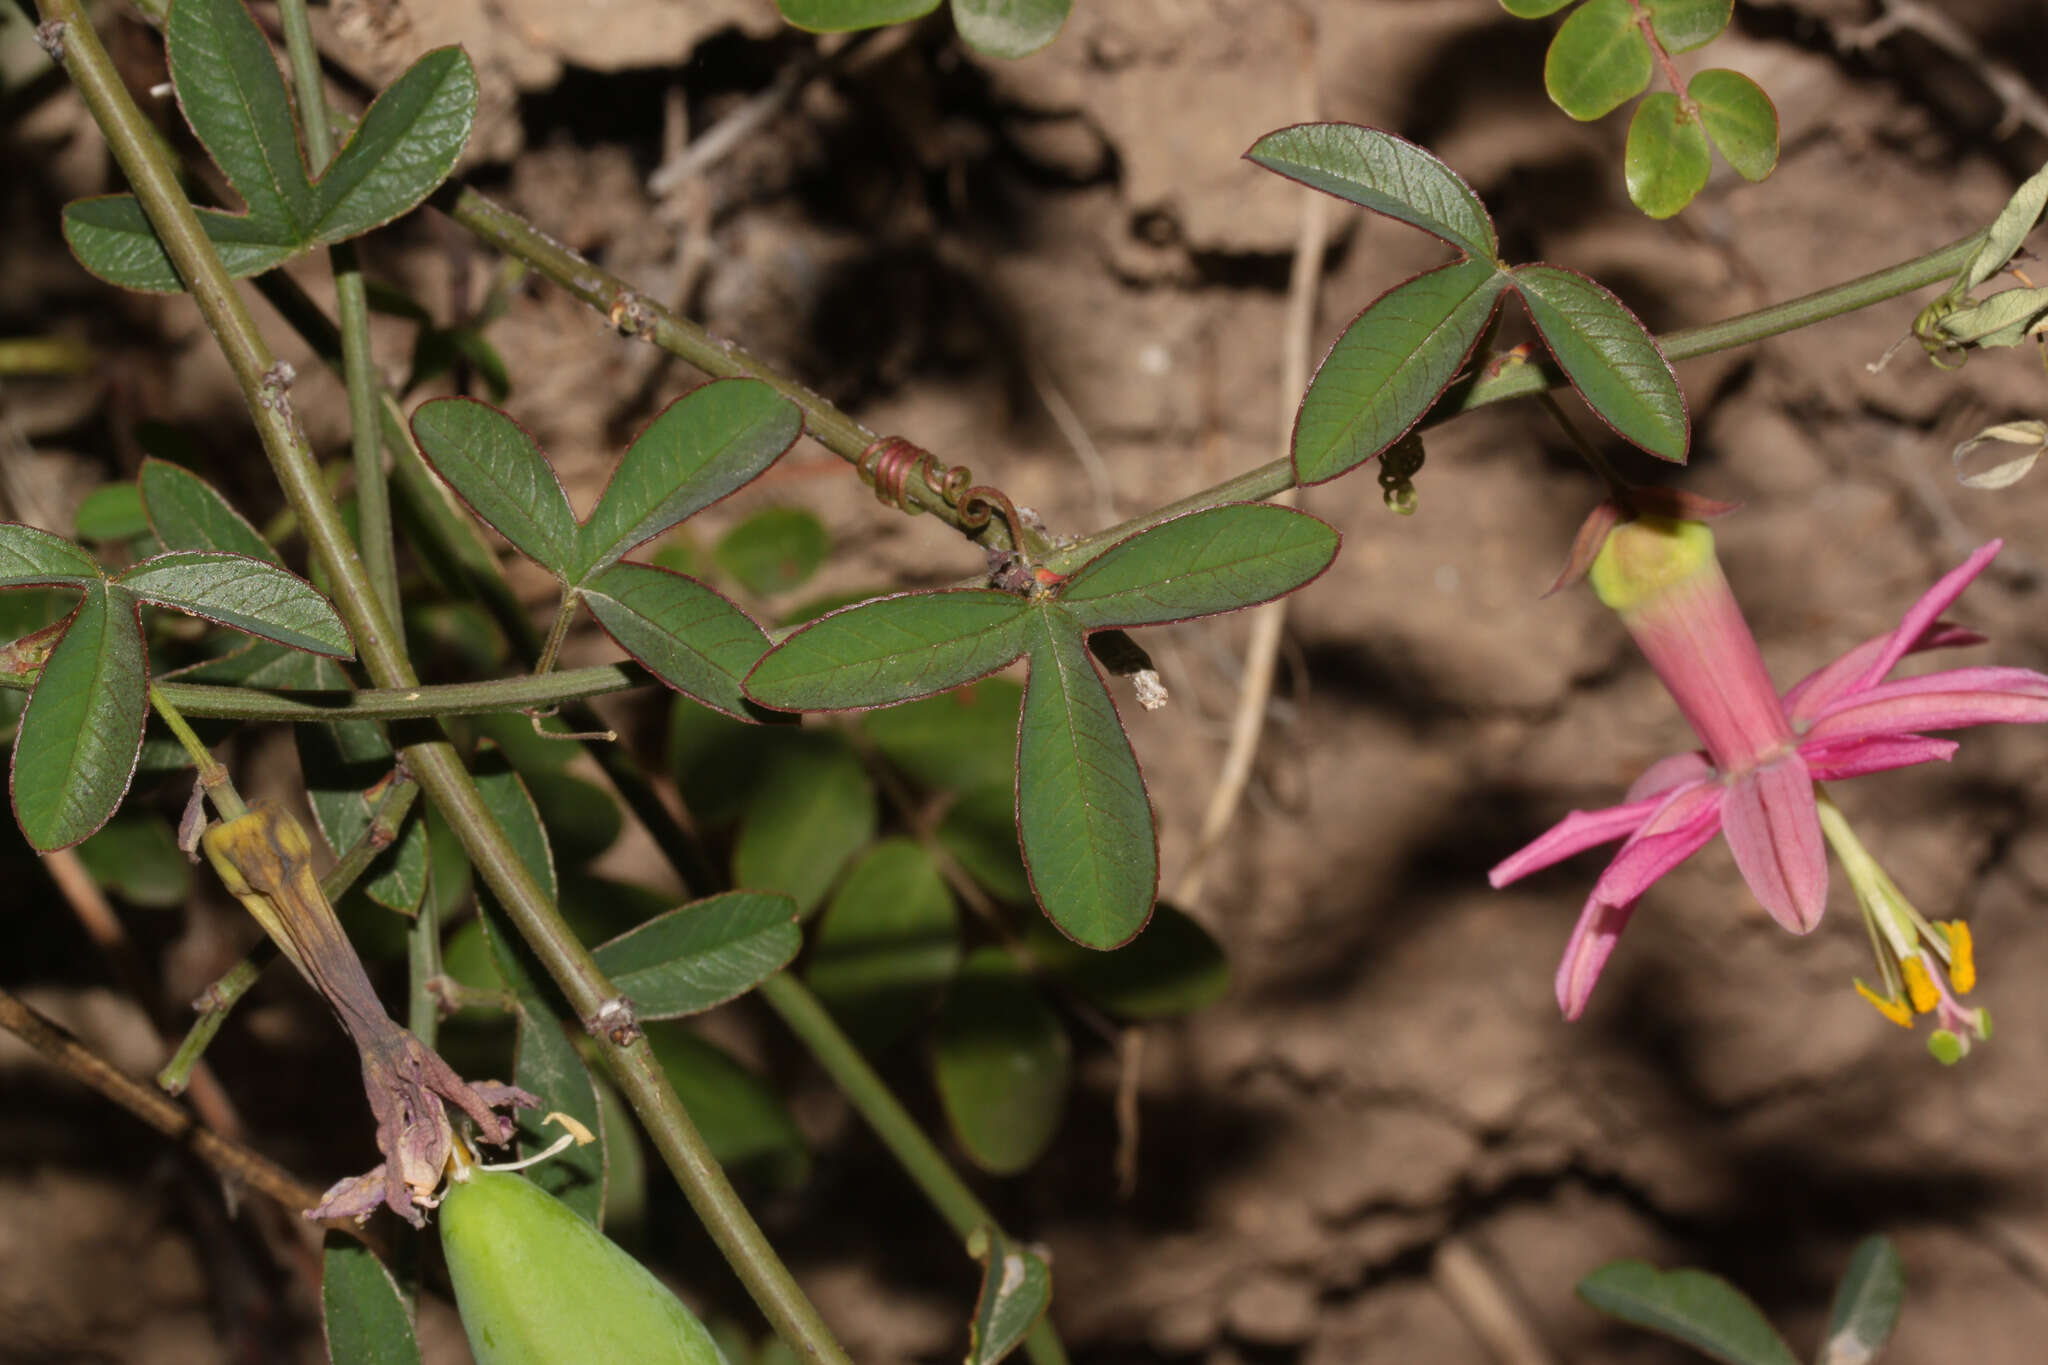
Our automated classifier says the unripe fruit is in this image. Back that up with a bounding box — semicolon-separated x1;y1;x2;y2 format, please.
440;1169;726;1365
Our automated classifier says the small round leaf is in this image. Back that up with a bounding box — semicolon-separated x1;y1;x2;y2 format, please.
1625;93;1712;219
1545;0;1653;121
1691;68;1779;182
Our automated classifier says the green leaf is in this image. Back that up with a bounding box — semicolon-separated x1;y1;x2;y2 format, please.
115;551;352;656
1291;259;1508;484
77;812;193;909
590;891;802;1019
1577;1261;1799;1365
1644;0;1732;53
1545;0;1653;121
296;654;428;916
1822;1237;1904;1365
1016;608;1155;949
580;563;770;720
1691;69;1778;182
860;679;1023;792
522;772;622;869
308;49;476;243
410;399;579;576
645;1025;810;1188
1057;504;1339;628
166;0;317;236
965;1225;1052;1365
713;507;829;598
731;732;877;915
573;381;802;581
1022;902;1227;1019
14;585;147;850
322;1235;421;1365
1244;123;1498;261
1625;93;1712;219
951;0;1072;59
933;947;1069;1176
1962;159;2048;291
1935;286;2048;348
473;753;558;901
74;486;150;545
1500;0;1575;15
807;839;960;1050
62;196;297;294
775;0;943;32
744;590;1033;712
479;904;607;1225
139;458;282;564
938;782;1033;903
0;523;103;588
1511;265;1688;460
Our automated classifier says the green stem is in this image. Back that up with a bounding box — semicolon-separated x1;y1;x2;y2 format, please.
275;0;402;625
532;592;580;678
46;10;849;1359
0;663;651;722
147;684;248;819
1036;225;1989;569
0;336;95;376
758;975;1071;1365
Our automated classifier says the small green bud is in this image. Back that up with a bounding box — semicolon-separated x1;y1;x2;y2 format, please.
441;1169;726;1365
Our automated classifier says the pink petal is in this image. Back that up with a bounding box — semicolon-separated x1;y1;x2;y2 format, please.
1783;623;1985;723
1556;895;1639;1019
1800;669;2048;749
1489;794;1666;888
1587;781;1724;907
1626;750;1713;802
1556;782;1723;1017
1800;734;1959;780
1720;755;1827;933
1849;542;2004;695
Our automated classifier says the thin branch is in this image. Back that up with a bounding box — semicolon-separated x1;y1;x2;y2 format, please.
0;986;337;1221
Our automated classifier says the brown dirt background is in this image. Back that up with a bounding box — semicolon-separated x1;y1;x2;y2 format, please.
10;1;2048;1361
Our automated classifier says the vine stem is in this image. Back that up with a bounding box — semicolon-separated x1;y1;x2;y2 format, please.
44;9;851;1361
532;592;580;678
3;664;645;723
148;683;247;819
275;0;401;625
1032;226;1991;567
443;164;1986;567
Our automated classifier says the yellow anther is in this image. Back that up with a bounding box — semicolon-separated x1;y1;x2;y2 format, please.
1939;920;1976;994
1855;980;1915;1028
1901;957;1939;1014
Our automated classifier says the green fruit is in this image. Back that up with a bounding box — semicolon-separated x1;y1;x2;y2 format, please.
440;1169;726;1365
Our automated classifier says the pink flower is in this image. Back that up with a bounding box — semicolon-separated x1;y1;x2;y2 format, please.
1492;516;2046;1056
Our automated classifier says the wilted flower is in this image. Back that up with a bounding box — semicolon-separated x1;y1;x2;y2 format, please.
1492;516;2048;1059
202;800;535;1222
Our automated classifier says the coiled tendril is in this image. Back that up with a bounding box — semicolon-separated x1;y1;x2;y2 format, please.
858;436;1031;549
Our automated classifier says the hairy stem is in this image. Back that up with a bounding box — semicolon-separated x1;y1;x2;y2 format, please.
46;9;849;1358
